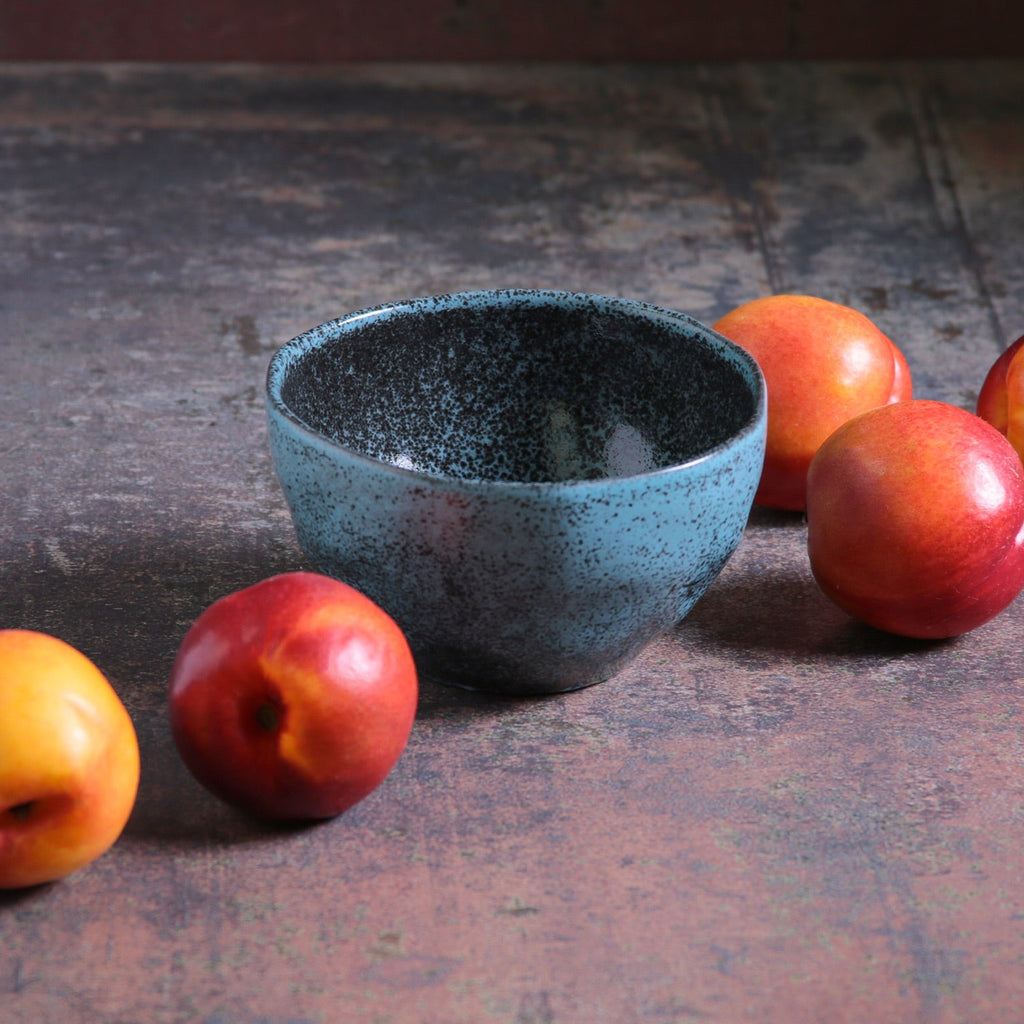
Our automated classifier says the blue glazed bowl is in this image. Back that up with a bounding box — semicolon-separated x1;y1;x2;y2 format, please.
266;290;766;696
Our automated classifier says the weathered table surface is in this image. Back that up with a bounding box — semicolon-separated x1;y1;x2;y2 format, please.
2;61;1023;1024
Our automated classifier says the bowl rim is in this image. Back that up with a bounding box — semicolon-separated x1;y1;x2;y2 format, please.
265;288;767;492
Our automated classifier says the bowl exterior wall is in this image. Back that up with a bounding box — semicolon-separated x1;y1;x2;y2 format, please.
267;409;764;695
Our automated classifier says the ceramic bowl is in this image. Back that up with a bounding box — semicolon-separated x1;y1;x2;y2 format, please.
265;290;766;696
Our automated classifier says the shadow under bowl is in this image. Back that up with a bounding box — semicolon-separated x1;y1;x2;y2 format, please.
266;289;766;696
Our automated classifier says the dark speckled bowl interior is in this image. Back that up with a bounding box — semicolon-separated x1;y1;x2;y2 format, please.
266;290;766;695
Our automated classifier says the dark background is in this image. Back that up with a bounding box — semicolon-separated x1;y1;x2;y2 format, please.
1;0;1023;62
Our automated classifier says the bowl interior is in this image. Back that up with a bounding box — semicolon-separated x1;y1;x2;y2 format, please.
276;295;759;485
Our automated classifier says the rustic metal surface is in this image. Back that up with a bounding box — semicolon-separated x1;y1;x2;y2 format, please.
1;61;1023;1023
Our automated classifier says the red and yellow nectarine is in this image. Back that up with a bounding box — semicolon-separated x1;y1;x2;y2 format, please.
806;400;1024;639
168;572;418;822
713;294;911;510
0;630;140;889
977;333;1024;464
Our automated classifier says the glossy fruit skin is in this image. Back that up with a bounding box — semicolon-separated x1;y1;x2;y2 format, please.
977;333;1024;462
0;630;140;889
168;572;418;822
806;400;1024;639
714;294;911;510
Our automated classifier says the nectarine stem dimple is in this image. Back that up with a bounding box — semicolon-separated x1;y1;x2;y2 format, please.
255;701;280;733
7;802;33;822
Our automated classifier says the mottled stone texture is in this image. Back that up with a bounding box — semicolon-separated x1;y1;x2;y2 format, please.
1;62;1023;1022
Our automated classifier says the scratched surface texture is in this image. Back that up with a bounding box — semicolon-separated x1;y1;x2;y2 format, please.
1;61;1023;1024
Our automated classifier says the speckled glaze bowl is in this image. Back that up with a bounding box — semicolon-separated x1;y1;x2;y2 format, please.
266;290;766;696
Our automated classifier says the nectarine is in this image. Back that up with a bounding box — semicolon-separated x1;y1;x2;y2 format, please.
168;572;418;822
713;294;911;510
806;400;1024;639
977;333;1024;464
0;630;140;888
